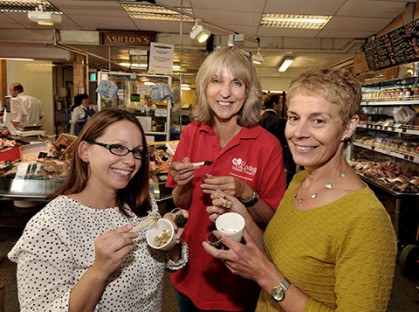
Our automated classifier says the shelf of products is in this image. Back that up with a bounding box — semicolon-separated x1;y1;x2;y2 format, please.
351;77;419;247
96;71;174;142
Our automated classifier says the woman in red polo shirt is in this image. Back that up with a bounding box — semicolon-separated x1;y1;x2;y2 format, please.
166;47;287;311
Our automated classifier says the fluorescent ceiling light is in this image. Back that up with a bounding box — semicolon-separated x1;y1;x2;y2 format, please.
1;57;34;61
190;19;211;43
123;3;193;22
181;84;191;90
0;0;60;14
261;14;331;29
118;62;183;72
278;57;294;72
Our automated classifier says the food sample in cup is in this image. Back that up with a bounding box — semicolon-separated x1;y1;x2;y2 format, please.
215;212;245;242
206;231;223;250
170;208;188;227
146;218;176;250
154;229;172;247
219;197;232;209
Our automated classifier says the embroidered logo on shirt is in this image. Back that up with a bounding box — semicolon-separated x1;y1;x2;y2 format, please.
231;158;257;176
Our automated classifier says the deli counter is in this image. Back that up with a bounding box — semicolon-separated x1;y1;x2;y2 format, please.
0;136;177;203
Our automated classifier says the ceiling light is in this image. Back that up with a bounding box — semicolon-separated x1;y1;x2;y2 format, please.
261;14;331;29
190;19;211;43
181;84;191;91
123;3;193;22
27;0;61;26
1;58;34;61
252;49;264;65
0;0;60;13
278;56;294;72
252;38;264;65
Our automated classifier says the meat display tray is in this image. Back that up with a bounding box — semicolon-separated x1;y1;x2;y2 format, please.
359;175;419;197
0;178;64;199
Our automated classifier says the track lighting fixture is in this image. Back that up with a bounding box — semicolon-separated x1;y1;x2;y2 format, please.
190;19;211;43
278;56;294;72
252;38;264;65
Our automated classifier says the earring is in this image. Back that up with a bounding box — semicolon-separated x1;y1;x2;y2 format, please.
343;137;351;144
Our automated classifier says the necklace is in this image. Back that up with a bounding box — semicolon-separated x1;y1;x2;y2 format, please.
293;171;347;204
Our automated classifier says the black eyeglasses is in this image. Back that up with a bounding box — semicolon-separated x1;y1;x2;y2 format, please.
88;140;148;160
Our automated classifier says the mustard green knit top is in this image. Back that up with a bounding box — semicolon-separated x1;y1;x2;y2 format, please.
257;171;397;312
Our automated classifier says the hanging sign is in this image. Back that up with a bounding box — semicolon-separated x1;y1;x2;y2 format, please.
100;31;155;46
148;42;174;75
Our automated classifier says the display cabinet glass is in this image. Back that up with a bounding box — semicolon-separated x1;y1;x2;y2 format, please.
97;71;172;142
350;77;419;247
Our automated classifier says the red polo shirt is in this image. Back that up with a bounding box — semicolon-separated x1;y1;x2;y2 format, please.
166;121;286;311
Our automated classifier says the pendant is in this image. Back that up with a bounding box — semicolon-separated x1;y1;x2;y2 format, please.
325;182;333;189
310;192;318;199
339;171;346;178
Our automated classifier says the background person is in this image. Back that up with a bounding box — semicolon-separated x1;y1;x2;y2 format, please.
260;93;296;185
9;82;44;124
71;93;96;135
204;68;397;312
166;47;286;311
8;109;188;312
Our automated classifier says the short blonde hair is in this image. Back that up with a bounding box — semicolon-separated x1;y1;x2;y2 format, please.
287;68;361;123
193;47;262;127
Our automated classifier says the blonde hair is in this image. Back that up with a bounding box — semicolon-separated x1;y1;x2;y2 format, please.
287;68;361;123
192;47;262;127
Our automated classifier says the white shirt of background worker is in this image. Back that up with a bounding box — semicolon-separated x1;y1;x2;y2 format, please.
9;82;44;124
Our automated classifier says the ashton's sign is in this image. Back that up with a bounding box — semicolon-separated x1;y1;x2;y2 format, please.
100;31;155;46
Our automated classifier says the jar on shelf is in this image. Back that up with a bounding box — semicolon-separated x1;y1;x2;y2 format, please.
403;87;411;99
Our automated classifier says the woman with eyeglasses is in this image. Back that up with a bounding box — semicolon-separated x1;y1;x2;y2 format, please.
8;109;189;312
166;47;287;311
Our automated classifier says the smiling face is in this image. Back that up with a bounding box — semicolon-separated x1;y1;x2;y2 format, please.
286;94;356;170
80;120;144;194
206;65;247;123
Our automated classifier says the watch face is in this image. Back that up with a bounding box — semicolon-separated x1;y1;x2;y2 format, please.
271;286;285;302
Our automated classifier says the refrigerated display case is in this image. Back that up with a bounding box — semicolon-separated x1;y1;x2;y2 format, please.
350;76;419;247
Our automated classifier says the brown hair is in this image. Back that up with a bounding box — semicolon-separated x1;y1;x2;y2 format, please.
192;47;262;127
51;109;151;217
287;68;361;123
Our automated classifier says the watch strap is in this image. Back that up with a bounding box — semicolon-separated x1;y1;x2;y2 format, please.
242;189;259;208
279;279;290;291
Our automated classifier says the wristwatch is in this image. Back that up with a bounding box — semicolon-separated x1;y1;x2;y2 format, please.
271;278;291;302
241;189;259;208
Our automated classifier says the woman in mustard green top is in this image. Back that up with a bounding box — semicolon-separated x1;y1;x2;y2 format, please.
203;68;397;311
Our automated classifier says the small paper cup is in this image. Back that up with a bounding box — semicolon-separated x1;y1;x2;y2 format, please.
215;212;245;242
146;218;176;250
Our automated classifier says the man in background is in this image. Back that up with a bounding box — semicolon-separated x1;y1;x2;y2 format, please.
9;82;44;124
260;93;296;185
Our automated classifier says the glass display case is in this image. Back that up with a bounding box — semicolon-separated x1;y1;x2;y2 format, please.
350;77;419;247
97;71;173;142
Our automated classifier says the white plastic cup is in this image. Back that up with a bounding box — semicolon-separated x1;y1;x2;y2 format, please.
146;218;176;250
215;212;245;242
